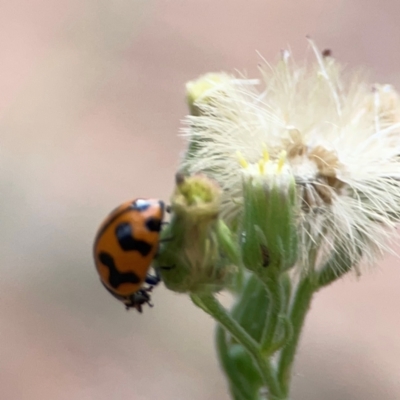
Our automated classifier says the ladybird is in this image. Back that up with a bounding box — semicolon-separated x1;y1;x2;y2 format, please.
93;198;165;312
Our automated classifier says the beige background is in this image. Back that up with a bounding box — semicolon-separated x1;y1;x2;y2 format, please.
1;1;400;399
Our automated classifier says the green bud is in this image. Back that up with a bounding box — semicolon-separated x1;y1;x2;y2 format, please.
186;72;232;116
184;73;236;170
239;150;298;276
156;173;238;293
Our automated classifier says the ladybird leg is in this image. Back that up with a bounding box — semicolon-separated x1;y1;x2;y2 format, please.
166;205;172;213
137;289;154;309
146;299;154;308
125;290;153;313
134;303;143;313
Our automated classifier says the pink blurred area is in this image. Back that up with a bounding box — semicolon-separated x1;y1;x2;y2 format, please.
1;1;400;399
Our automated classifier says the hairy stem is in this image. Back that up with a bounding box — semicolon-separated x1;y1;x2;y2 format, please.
260;272;289;354
277;276;316;396
191;293;284;399
215;325;259;400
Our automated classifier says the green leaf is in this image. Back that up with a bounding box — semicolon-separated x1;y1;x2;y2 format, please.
231;274;269;343
216;325;262;400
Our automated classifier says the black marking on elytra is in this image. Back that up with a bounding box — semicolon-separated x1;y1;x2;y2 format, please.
115;222;153;256
98;251;141;289
145;217;162;232
94;199;164;250
94;203;135;245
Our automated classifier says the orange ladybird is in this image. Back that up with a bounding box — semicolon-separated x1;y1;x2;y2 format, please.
93;198;165;312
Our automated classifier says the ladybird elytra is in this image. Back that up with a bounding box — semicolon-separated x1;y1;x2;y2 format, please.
93;198;165;308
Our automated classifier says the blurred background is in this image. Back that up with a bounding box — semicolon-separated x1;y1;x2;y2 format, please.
1;0;400;399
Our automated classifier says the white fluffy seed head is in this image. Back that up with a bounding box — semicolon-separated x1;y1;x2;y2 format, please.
181;41;400;272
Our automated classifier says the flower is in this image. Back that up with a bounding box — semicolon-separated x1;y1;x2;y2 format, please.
181;40;400;272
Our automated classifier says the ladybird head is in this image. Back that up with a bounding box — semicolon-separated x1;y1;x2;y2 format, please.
123;289;153;313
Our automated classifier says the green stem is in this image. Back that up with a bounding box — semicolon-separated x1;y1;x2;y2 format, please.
268;316;293;355
260;270;293;354
191;293;284;399
215;325;258;400
260;275;282;353
277;276;316;396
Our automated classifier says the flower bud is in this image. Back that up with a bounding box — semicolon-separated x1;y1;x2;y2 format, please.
239;150;298;275
156;173;238;293
186;73;232;116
